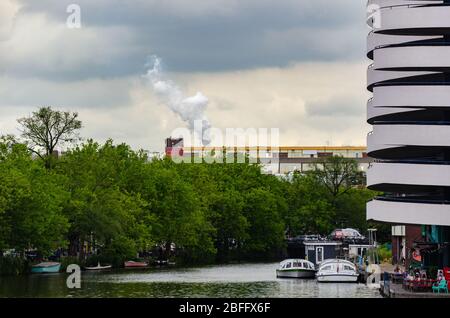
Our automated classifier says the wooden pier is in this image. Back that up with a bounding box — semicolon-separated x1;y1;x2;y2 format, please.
380;281;450;298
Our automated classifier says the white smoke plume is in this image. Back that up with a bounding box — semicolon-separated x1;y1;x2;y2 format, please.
144;55;212;145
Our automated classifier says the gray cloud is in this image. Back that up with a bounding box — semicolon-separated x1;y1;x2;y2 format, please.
1;0;367;80
0;1;371;151
305;96;365;117
0;76;133;109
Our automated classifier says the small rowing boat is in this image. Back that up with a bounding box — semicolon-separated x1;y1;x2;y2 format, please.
31;262;61;273
124;260;149;268
84;262;112;271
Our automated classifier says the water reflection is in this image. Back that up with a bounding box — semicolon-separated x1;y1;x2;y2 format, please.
0;263;381;298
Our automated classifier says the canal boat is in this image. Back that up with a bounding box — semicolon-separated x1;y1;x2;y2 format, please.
316;259;359;283
84;262;112;271
31;262;61;273
276;259;316;278
124;260;149;268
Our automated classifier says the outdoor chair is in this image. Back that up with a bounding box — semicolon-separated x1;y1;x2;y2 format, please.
432;279;449;294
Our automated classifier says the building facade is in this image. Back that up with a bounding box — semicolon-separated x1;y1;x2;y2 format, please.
366;0;450;267
179;144;371;175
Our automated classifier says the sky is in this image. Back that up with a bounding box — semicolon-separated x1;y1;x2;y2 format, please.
0;0;370;152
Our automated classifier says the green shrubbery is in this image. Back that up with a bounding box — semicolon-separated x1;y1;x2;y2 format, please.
0;256;28;276
377;243;393;263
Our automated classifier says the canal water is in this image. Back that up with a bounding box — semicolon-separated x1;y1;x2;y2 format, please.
0;262;381;298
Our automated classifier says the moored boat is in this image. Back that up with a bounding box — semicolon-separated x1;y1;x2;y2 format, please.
276;259;316;278
31;262;61;273
316;259;359;283
84;262;112;271
124;260;149;268
154;259;176;266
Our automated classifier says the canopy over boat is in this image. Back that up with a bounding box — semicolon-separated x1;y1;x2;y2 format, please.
317;259;359;283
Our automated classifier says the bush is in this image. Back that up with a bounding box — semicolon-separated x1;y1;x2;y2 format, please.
60;256;83;271
0;256;29;276
377;244;392;263
84;238;137;268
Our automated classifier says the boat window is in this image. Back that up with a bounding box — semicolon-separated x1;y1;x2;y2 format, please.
293;262;300;268
286;262;292;269
321;265;332;271
343;265;354;271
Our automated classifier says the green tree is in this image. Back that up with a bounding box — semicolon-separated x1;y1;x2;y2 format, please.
18;107;82;168
0;136;69;256
56;140;154;261
285;173;335;236
312;156;364;200
209;190;248;262
148;162;216;263
242;188;286;259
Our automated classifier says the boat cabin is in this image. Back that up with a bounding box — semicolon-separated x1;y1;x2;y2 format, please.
278;259;315;271
303;241;342;265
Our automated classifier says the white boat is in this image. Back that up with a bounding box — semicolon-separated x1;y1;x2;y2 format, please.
316;259;359;283
276;259;316;278
84;262;112;271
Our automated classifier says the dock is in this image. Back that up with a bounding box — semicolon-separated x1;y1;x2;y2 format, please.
380;280;450;298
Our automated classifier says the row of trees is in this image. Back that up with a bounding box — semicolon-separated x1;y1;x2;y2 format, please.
0;107;385;269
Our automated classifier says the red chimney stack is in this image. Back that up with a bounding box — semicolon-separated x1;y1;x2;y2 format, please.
165;137;184;158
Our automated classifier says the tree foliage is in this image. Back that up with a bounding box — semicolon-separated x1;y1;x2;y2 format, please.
17;107;82;168
0;125;380;267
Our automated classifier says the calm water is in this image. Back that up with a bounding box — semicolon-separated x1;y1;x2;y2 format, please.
0;262;381;298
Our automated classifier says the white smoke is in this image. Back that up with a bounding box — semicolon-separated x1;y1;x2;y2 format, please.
144;55;212;145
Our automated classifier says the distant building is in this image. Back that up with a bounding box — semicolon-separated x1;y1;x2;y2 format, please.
179;145;371;175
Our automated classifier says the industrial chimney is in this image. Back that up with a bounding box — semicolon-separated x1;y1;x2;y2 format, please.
165;137;184;158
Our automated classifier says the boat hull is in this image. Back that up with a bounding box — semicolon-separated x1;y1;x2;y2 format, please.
124;261;149;268
84;265;112;271
276;269;316;279
316;274;359;283
31;263;61;273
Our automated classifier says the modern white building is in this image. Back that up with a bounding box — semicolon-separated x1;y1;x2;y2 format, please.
366;0;450;267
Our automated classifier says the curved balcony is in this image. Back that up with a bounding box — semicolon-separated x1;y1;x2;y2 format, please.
367;105;421;123
373;45;450;71
371;85;450;108
374;5;450;35
367;198;450;226
367;161;450;189
367;32;440;59
367;0;442;10
367;85;450;121
367;67;436;90
367;124;450;155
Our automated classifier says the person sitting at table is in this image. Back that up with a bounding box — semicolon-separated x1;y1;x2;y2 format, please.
437;269;444;281
394;265;402;274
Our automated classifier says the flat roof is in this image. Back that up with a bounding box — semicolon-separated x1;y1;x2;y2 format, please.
183;146;367;151
303;241;342;246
